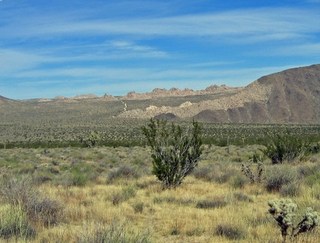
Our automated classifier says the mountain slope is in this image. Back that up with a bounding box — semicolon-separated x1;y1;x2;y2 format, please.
195;64;320;123
0;95;17;106
119;64;320;123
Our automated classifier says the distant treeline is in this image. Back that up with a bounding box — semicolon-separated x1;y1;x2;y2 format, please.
1;121;320;149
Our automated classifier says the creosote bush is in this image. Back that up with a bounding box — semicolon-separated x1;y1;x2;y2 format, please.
141;118;203;189
261;130;312;164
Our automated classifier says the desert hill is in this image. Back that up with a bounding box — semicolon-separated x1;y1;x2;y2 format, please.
1;64;320;124
0;95;17;106
194;64;320;123
118;64;320;123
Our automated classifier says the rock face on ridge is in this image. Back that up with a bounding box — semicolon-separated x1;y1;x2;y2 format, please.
120;85;241;100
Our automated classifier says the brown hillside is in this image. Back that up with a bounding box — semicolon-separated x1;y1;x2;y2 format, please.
194;64;320;123
0;95;17;106
119;64;320;123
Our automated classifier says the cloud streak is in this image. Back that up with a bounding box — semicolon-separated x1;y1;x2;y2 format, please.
1;7;320;43
1;1;320;99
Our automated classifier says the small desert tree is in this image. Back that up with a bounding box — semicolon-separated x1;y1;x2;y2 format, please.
141;119;203;189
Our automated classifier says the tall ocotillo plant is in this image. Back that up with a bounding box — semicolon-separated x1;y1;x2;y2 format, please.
141;119;203;189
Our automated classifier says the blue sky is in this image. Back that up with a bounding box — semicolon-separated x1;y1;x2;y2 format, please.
1;0;320;99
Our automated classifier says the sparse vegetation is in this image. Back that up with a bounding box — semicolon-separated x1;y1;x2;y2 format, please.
0;123;320;242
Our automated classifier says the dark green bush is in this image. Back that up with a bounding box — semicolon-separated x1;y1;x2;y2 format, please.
261;130;312;164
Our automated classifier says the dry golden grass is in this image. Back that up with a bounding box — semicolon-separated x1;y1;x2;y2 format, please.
0;145;320;242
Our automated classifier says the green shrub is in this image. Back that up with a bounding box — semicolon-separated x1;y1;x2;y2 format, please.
0;205;37;240
261;130;312;164
110;186;137;206
304;171;320;187
233;192;254;202
215;224;246;240
70;162;95;186
71;172;90;187
0;175;38;207
132;202;144;214
141;119;203;189
107;165;140;184
265;165;297;192
280;182;301;197
0;175;64;228
78;220;151;243
230;174;249;189
196;197;227;209
193;164;237;184
27;198;64;227
296;164;320;178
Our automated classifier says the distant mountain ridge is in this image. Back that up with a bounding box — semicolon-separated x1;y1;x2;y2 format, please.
1;64;320;124
118;64;320;123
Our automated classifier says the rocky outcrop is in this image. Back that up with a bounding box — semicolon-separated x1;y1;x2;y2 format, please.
118;64;320;123
120;85;242;100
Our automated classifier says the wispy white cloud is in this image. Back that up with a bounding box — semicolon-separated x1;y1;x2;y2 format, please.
1;7;319;43
1;1;320;99
269;43;320;56
0;49;49;73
